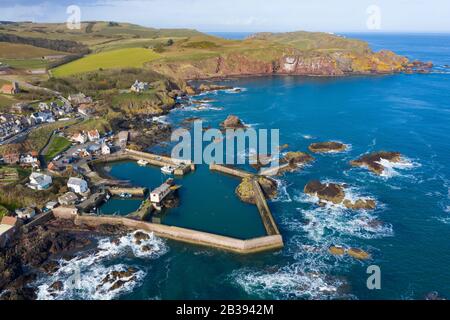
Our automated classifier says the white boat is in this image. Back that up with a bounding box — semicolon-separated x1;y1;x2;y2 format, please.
137;159;149;166
161;166;175;174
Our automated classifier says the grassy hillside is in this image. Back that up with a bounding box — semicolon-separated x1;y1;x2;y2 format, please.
52;47;161;77
0;42;65;59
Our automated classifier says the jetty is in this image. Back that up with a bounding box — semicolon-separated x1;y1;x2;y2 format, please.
252;178;280;236
209;163;253;179
107;187;147;197
54;212;283;254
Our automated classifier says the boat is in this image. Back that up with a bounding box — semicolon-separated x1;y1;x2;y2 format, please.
119;192;132;198
161;165;176;174
137;159;149;166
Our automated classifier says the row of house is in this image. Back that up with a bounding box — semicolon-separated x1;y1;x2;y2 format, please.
71;129;100;144
1;151;40;166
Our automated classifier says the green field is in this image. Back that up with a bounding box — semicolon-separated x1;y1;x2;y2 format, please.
43;135;72;162
52;48;161;77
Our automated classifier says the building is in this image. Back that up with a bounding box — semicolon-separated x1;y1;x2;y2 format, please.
20;154;39;166
67;177;89;194
130;80;149;93
68;93;92;105
27;172;52;190
2;153;20;164
117;131;129;147
58;192;79;206
15;207;36;220
150;181;172;203
87;129;100;142
71;132;87;144
0;216;18;247
77;104;94;116
31;111;55;123
11;102;31;114
0;82;19;95
45;201;59;210
101;143;111;155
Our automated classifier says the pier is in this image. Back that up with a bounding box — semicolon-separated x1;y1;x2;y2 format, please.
209;163;253;179
107;187;147;197
70;214;284;254
252;178;280;236
259;163;290;177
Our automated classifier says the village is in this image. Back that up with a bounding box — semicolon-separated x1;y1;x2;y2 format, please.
0;79;165;248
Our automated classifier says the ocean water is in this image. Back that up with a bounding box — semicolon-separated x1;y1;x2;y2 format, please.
38;34;450;300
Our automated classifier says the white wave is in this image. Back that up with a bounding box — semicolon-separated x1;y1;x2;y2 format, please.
151;115;169;125
377;157;420;178
230;264;353;300
272;179;292;203
302;134;315;140
35;231;168;300
224;87;247;94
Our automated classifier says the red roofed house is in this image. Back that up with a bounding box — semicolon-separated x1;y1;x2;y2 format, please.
87;129;100;142
0;82;19;95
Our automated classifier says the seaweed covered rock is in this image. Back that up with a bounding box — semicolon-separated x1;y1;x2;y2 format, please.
220;115;246;129
236;176;278;204
304;180;345;205
308;142;347;154
350;151;402;175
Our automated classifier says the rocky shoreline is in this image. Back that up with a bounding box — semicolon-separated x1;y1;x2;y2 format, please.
0;218;130;300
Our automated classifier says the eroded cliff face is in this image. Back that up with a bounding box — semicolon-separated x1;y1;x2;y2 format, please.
151;49;410;80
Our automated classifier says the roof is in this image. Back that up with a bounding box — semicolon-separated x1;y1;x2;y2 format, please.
58;192;78;202
1;84;13;91
1;216;17;226
0;224;14;235
67;177;86;185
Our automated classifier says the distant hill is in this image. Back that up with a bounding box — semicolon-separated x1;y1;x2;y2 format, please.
0;21;411;79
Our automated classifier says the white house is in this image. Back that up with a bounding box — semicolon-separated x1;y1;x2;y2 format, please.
67;177;89;194
101;143;111;155
150;182;172;203
15;208;36;220
130;80;149;93
87;129;100;142
20;154;38;165
31;111;55;124
27;172;52;190
71;132;87;144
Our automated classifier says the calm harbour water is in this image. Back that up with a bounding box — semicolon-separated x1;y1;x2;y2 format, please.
38;34;450;300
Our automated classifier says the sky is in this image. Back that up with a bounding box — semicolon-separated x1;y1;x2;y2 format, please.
1;0;450;33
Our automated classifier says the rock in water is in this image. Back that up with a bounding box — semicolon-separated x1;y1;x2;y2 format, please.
198;84;233;92
328;246;346;256
343;199;376;210
304;180;345;205
347;248;371;260
49;281;64;292
350;151;402;175
308;142;347;153
236;177;278;204
134;231;150;245
220;115;246;129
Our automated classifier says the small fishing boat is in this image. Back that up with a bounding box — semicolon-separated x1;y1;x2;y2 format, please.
161;166;175;174
119;192;132;198
137;159;149;166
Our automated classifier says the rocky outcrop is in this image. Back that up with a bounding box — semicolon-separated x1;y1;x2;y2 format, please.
220;115;246;129
99;267;138;292
198;83;233;92
0;218;129;300
328;246;371;260
350;151;403;175
236;176;278;204
309;142;347;153
304;180;376;210
347;248;371;260
304;181;345;205
134;231;150;245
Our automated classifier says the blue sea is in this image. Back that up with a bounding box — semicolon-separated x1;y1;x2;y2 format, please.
36;34;450;300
